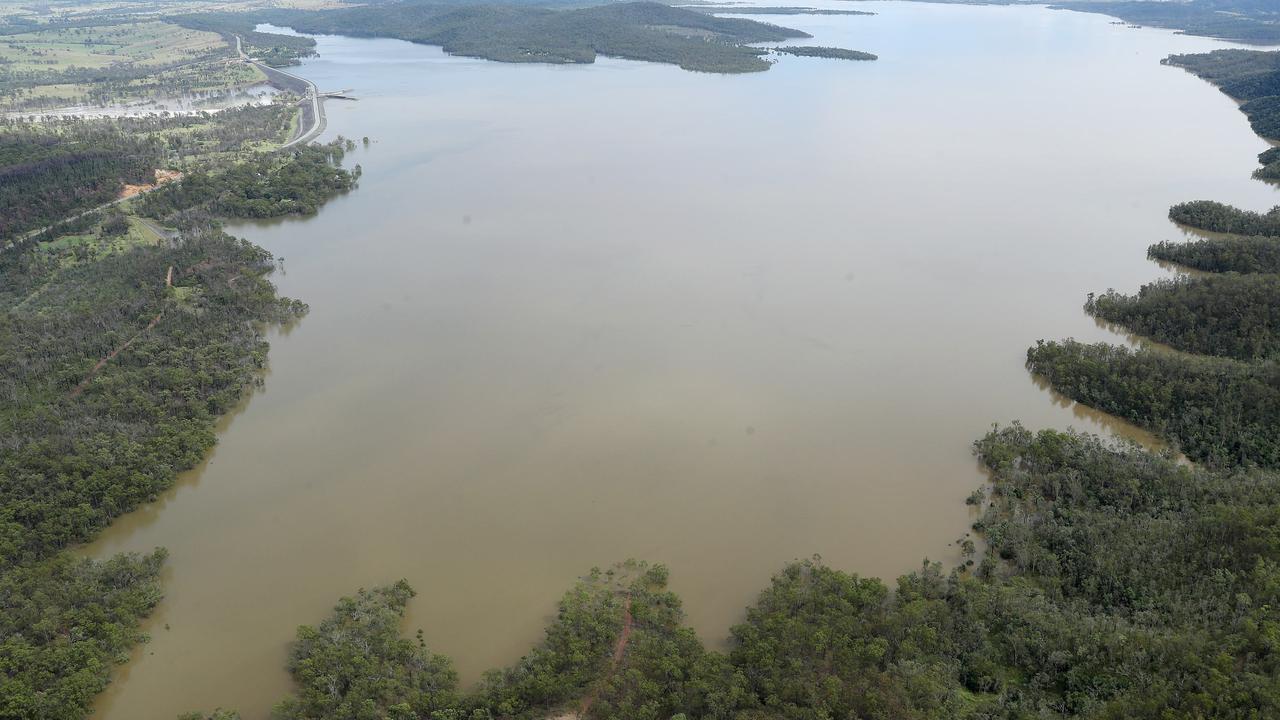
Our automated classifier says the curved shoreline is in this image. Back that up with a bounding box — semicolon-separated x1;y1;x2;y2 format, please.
82;8;1280;712
236;35;326;148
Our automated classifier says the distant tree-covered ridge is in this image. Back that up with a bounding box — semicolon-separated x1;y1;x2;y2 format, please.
1057;0;1280;44
244;1;814;73
842;0;1280;44
1029;44;1280;477
0;225;306;719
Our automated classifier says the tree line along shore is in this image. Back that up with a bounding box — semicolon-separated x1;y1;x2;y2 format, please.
2;3;1280;720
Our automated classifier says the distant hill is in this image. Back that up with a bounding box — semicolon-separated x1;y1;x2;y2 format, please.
252;1;814;73
1055;0;1280;44
832;0;1280;44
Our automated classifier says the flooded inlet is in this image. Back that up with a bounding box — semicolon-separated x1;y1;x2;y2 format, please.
86;2;1278;718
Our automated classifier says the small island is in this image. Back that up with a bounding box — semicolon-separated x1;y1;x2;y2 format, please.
774;45;878;61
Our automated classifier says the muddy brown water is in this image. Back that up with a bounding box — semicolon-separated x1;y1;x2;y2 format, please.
85;3;1278;718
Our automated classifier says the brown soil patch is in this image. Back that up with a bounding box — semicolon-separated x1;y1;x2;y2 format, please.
119;169;183;200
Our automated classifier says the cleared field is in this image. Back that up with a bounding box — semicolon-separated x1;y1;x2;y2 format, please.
0;21;226;72
0;0;345;25
0;19;274;114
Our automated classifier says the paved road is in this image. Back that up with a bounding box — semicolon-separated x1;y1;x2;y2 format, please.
236;35;326;148
2;38;326;251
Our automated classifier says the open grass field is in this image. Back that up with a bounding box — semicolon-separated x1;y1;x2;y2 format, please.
0;21;225;72
0;18;275;113
0;0;348;26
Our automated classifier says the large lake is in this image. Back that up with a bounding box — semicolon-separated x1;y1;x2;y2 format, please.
87;2;1278;718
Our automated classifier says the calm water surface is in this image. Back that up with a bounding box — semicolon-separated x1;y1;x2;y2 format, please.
87;3;1279;718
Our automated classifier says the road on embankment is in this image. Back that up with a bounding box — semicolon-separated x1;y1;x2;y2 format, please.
236;35;326;148
2;37;324;252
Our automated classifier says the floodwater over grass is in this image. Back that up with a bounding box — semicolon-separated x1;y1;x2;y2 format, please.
88;2;1278;718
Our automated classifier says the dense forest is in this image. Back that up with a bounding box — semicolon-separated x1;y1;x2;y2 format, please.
0;106;296;244
0;96;355;716
1056;51;1280;476
0;225;307;718
1026;339;1279;468
186;425;1280;720
1148;235;1280;273
1027;57;1280;470
234;1;815;73
1;549;168;719
1169;199;1280;236
1085;274;1280;360
138;140;359;220
0;119;161;241
693;7;874;16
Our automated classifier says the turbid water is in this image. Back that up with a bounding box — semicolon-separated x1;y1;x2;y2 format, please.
86;2;1278;718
